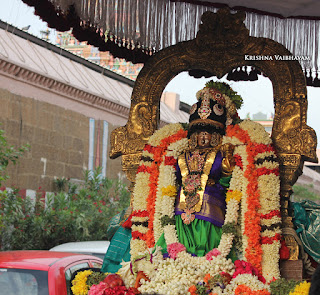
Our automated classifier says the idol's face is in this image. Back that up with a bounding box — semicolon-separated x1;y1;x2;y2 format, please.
197;131;212;148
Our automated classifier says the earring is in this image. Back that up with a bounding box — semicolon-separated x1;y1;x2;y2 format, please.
188;133;198;150
210;133;222;147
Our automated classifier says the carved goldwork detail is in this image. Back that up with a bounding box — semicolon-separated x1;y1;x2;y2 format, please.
110;8;318;260
284;235;300;261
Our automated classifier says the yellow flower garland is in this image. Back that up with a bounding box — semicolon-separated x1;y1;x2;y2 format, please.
288;281;311;295
161;185;177;198
71;269;93;295
226;190;242;203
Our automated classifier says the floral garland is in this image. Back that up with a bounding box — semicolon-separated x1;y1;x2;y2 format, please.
129;123;187;257
157;119;281;278
223;120;281;282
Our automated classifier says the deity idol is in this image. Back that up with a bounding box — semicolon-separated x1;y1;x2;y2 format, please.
155;81;242;257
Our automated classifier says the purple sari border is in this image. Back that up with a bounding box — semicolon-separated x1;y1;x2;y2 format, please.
175;211;223;228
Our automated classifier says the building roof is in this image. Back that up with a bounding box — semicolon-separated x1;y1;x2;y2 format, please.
0;21;189;126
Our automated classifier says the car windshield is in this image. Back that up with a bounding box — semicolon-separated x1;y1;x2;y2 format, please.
0;268;49;295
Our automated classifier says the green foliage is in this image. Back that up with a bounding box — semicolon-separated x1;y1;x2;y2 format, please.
269;278;299;295
53;177;68;192
0;169;130;250
160;215;175;227
292;184;320;202
195;282;208;295
180;122;189;131
205;80;243;109
86;272;107;287
0;128;29;186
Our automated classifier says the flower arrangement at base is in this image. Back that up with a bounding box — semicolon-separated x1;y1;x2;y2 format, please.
71;271;139;295
187;271;313;295
187;262;268;295
136;252;235;295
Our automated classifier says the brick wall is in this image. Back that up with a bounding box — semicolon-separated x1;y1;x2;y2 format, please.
0;89;125;192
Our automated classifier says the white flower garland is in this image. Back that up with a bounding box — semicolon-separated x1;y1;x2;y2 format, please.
261;242;281;280
147;123;182;146
132;172;150;211
239;119;272;144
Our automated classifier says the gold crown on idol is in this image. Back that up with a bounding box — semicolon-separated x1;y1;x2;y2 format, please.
195;81;243;123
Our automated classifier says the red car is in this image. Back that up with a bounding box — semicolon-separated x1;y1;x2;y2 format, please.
0;250;103;295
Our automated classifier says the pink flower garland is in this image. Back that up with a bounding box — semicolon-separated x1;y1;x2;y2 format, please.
89;282;109;295
88;282;139;295
167;242;186;260
205;248;221;261
233;260;266;284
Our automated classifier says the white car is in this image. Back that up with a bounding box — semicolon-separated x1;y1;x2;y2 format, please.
50;241;110;260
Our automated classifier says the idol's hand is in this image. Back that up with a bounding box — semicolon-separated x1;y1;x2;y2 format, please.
221;143;235;176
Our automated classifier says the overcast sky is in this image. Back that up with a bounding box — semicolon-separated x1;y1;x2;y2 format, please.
165;72;320;149
0;0;319;146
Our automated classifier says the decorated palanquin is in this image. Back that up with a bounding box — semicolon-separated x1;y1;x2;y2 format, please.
105;7;317;295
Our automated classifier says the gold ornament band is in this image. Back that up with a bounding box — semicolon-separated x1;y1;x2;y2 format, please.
178;149;217;212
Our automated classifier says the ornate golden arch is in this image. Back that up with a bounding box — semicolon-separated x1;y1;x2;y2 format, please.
110;9;317;233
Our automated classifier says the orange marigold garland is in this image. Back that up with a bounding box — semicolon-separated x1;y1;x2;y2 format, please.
226;124;263;273
145;163;159;247
234;284;270;295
